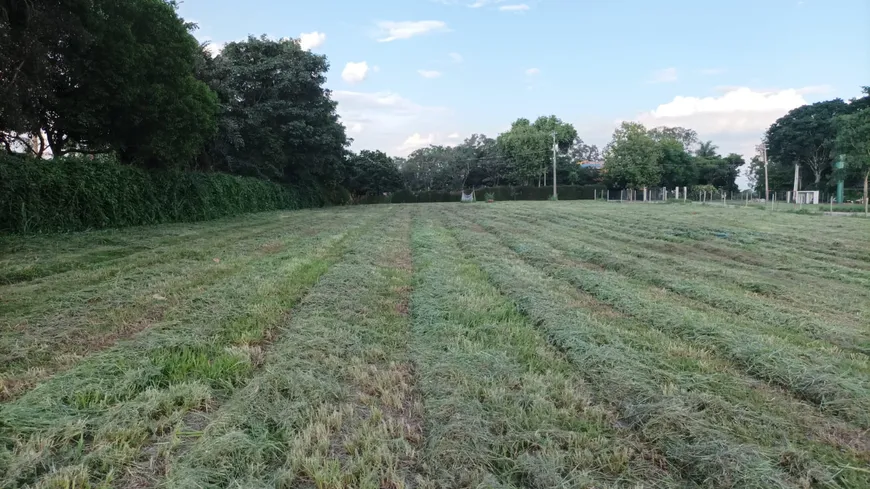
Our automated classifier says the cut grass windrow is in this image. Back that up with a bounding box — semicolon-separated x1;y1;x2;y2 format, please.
489;207;870;357
162;209;423;489
409;218;678;488
0;212;291;285
440;208;868;488
463;209;870;429
0;212;340;401
0;206;388;488
505;205;870;318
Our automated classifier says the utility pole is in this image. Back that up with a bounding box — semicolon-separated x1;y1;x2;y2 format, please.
756;142;769;204
552;131;558;199
792;163;800;209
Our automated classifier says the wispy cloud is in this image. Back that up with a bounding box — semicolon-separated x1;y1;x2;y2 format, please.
525;67;540;76
376;20;449;42
499;4;529;11
449;52;464;63
418;70;443;79
648;67;678;83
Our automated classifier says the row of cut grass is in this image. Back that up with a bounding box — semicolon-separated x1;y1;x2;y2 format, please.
0;206;387;488
162;209;423;489
438;206;869;488
488;207;870;356
463;208;870;428
408;218;678;488
0;214;333;401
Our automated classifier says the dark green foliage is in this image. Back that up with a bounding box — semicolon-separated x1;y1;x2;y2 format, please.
766;99;850;188
1;0;218;166
0;155;318;233
344;150;404;196
197;36;348;184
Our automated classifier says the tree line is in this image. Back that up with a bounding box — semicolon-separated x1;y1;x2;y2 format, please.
347;117;745;198
749;87;870;207
4;1;866;211
1;0;348;190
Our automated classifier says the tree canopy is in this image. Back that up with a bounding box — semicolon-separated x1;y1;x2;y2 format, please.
1;0;218;166
766;99;850;187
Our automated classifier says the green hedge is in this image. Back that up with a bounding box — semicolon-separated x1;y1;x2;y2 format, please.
356;185;607;205
0;155;326;233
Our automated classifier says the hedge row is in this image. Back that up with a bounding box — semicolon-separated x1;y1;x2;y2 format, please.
0;156;326;233
356;185;607;205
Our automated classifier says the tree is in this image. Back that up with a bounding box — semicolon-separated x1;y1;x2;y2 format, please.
1;0;219;166
696;141;719;158
649;126;699;151
766;99;850;188
199;36;348;185
658;138;696;188
497;116;577;186
603;122;663;190
836;107;870;214
344;150;403;196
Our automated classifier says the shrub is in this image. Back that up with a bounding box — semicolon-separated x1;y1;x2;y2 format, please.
0;155;324;233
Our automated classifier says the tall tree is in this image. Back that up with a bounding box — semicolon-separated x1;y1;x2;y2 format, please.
836;107;870;214
696;141;719;158
1;0;219;166
497;116;576;186
199;36;348;185
766;99;850;187
344;150;404;196
649;126;699;151
603;122;663;189
658;138;697;188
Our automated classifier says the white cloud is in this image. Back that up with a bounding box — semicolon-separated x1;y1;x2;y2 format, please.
349;123;364;134
448;133;461;139
449;52;464;63
333;91;451;156
299;31;326;51
376;21;448;42
342;62;370;84
634;86;818;188
525;68;540;76
648;67;678;83
398;133;436;153
637;87;806;131
499;4;530;11
418;69;443;78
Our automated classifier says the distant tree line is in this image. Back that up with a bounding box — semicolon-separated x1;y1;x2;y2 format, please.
347;116;745;199
749;87;870;208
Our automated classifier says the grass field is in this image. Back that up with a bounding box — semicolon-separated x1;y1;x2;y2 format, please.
1;202;869;489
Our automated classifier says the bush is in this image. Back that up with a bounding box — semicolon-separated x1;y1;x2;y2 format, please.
0;155;324;233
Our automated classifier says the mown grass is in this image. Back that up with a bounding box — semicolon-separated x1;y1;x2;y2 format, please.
437;204;869;488
409;218;678;488
0;206;388;488
161;208;421;488
2;201;867;489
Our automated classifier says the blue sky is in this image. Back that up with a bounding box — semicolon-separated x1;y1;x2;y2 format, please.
179;0;868;184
